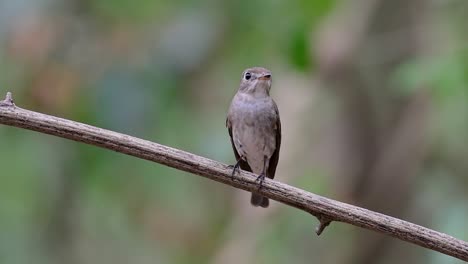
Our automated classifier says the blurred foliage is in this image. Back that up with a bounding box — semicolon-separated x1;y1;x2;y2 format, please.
0;0;467;264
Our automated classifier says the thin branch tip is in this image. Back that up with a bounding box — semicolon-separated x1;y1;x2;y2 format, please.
0;92;15;107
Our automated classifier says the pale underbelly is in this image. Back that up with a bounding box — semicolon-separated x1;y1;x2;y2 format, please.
233;126;276;174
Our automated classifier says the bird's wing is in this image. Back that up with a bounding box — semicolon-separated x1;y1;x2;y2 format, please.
226;116;252;172
267;102;281;179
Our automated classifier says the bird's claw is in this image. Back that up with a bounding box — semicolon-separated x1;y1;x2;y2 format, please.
255;173;266;190
228;161;241;179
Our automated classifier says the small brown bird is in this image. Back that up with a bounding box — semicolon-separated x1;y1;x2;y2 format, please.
226;67;281;208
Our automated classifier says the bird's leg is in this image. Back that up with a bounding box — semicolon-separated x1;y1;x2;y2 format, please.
228;157;243;179
255;156;268;189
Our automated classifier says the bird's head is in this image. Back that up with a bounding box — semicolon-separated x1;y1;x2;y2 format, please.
239;67;272;97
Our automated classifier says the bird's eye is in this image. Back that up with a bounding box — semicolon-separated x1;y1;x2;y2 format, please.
244;72;252;80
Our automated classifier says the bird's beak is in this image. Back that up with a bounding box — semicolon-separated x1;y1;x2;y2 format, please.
258;74;271;81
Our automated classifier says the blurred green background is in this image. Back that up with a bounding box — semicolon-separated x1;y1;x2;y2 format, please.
0;0;467;263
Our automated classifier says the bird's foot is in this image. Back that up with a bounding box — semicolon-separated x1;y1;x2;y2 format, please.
255;173;266;190
228;160;242;179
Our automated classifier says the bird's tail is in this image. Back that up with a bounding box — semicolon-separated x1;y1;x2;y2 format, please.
251;193;269;208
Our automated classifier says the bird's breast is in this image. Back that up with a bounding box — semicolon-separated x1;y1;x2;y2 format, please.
229;94;278;173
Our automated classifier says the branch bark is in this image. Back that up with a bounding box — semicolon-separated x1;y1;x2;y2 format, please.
0;92;467;261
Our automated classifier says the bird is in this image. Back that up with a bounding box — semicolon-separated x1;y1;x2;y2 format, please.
226;67;281;208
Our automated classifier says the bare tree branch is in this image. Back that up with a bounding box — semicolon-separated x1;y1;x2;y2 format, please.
0;92;467;261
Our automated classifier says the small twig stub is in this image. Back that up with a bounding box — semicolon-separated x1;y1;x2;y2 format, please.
315;215;332;236
0;92;15;107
